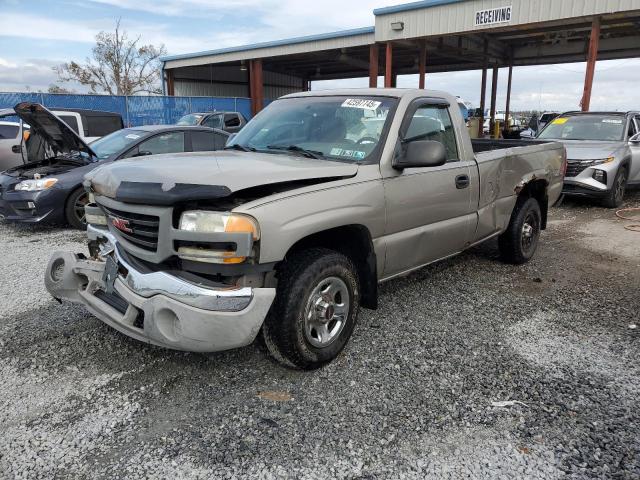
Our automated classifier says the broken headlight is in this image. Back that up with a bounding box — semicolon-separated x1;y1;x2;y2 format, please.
178;211;259;264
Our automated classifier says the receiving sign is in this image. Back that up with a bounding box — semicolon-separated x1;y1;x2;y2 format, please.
475;6;512;26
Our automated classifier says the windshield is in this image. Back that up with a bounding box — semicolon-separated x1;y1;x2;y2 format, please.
89;129;146;159
539;113;558;124
176;114;203;126
227;96;397;162
538;115;626;141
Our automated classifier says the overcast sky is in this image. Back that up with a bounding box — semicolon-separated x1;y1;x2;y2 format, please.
0;0;637;112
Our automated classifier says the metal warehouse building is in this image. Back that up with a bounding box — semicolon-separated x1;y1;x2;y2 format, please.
161;0;640;129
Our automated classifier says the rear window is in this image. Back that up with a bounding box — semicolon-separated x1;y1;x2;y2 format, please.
86;115;123;137
0;124;19;139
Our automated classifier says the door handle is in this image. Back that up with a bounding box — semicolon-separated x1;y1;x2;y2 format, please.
11;145;21;154
455;174;470;189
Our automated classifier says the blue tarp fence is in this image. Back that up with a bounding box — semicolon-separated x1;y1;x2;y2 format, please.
0;92;253;127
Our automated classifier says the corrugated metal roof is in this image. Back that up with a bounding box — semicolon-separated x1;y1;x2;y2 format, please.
161;26;375;63
373;0;466;16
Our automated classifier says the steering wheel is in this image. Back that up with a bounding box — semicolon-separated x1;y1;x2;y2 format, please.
357;137;378;145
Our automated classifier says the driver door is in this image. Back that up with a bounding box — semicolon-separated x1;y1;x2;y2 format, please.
382;100;476;278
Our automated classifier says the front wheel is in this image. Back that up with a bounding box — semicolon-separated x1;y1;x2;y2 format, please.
65;188;89;229
602;167;628;209
262;248;360;370
498;197;542;265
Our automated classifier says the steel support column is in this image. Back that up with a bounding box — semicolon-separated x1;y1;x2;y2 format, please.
249;59;263;116
478;39;488;138
418;41;427;89
505;61;513;134
166;69;175;96
581;17;601;112
385;42;393;88
489;65;499;138
369;44;379;88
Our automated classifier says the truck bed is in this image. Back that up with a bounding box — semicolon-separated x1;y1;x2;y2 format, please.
471;138;551;153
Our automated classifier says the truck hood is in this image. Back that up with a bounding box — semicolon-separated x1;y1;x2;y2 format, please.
85;151;359;205
13;102;96;159
558;140;624;161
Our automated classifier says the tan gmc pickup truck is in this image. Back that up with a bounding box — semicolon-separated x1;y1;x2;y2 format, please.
45;89;566;369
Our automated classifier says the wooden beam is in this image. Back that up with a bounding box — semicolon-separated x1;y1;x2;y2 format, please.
369;44;379;88
249;59;263;116
581;17;601;112
490;65;499;137
385;42;393;88
418;41;427;89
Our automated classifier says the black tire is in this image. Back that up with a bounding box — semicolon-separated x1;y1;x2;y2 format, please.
498;197;542;265
262;248;360;370
65;188;89;229
602;167;628;209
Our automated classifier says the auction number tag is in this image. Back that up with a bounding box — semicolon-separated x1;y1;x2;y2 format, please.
552;118;568;125
330;147;366;159
602;119;623;124
341;99;382;110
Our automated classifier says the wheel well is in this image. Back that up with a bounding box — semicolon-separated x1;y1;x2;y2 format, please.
284;225;378;310
517;179;549;229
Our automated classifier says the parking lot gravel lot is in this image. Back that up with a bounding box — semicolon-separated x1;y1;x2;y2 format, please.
1;192;639;479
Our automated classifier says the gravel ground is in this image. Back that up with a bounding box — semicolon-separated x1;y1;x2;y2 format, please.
1;192;639;479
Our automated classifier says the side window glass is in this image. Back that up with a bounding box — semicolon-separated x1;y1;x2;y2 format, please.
58;115;80;134
633;117;640;137
191;131;215;152
224;114;241;128
137;132;185;155
214;132;229;150
405;105;459;161
628;118;637;138
203;115;222;129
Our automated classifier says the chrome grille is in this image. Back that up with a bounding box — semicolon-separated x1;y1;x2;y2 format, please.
101;205;160;252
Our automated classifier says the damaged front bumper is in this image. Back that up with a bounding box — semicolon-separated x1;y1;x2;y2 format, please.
44;226;276;353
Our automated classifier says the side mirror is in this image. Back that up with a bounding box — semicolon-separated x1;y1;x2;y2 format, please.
394;140;447;169
629;133;640;144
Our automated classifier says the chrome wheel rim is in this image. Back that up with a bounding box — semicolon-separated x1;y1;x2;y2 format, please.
521;211;539;255
303;276;350;348
74;193;89;225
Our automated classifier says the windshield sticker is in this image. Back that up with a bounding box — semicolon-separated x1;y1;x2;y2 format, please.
341;99;382;111
552;118;568;125
125;134;141;139
330;147;366;159
602;119;623;124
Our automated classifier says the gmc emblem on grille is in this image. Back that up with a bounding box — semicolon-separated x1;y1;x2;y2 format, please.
110;216;133;233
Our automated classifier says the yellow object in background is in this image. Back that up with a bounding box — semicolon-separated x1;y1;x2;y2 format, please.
552;117;568;125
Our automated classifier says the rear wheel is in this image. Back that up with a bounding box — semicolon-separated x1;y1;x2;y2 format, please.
498;197;542;265
602;167;628;209
65;188;89;229
262;248;360;370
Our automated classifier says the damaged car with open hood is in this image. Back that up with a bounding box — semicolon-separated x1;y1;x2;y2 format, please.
0;103;229;228
45;89;566;369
